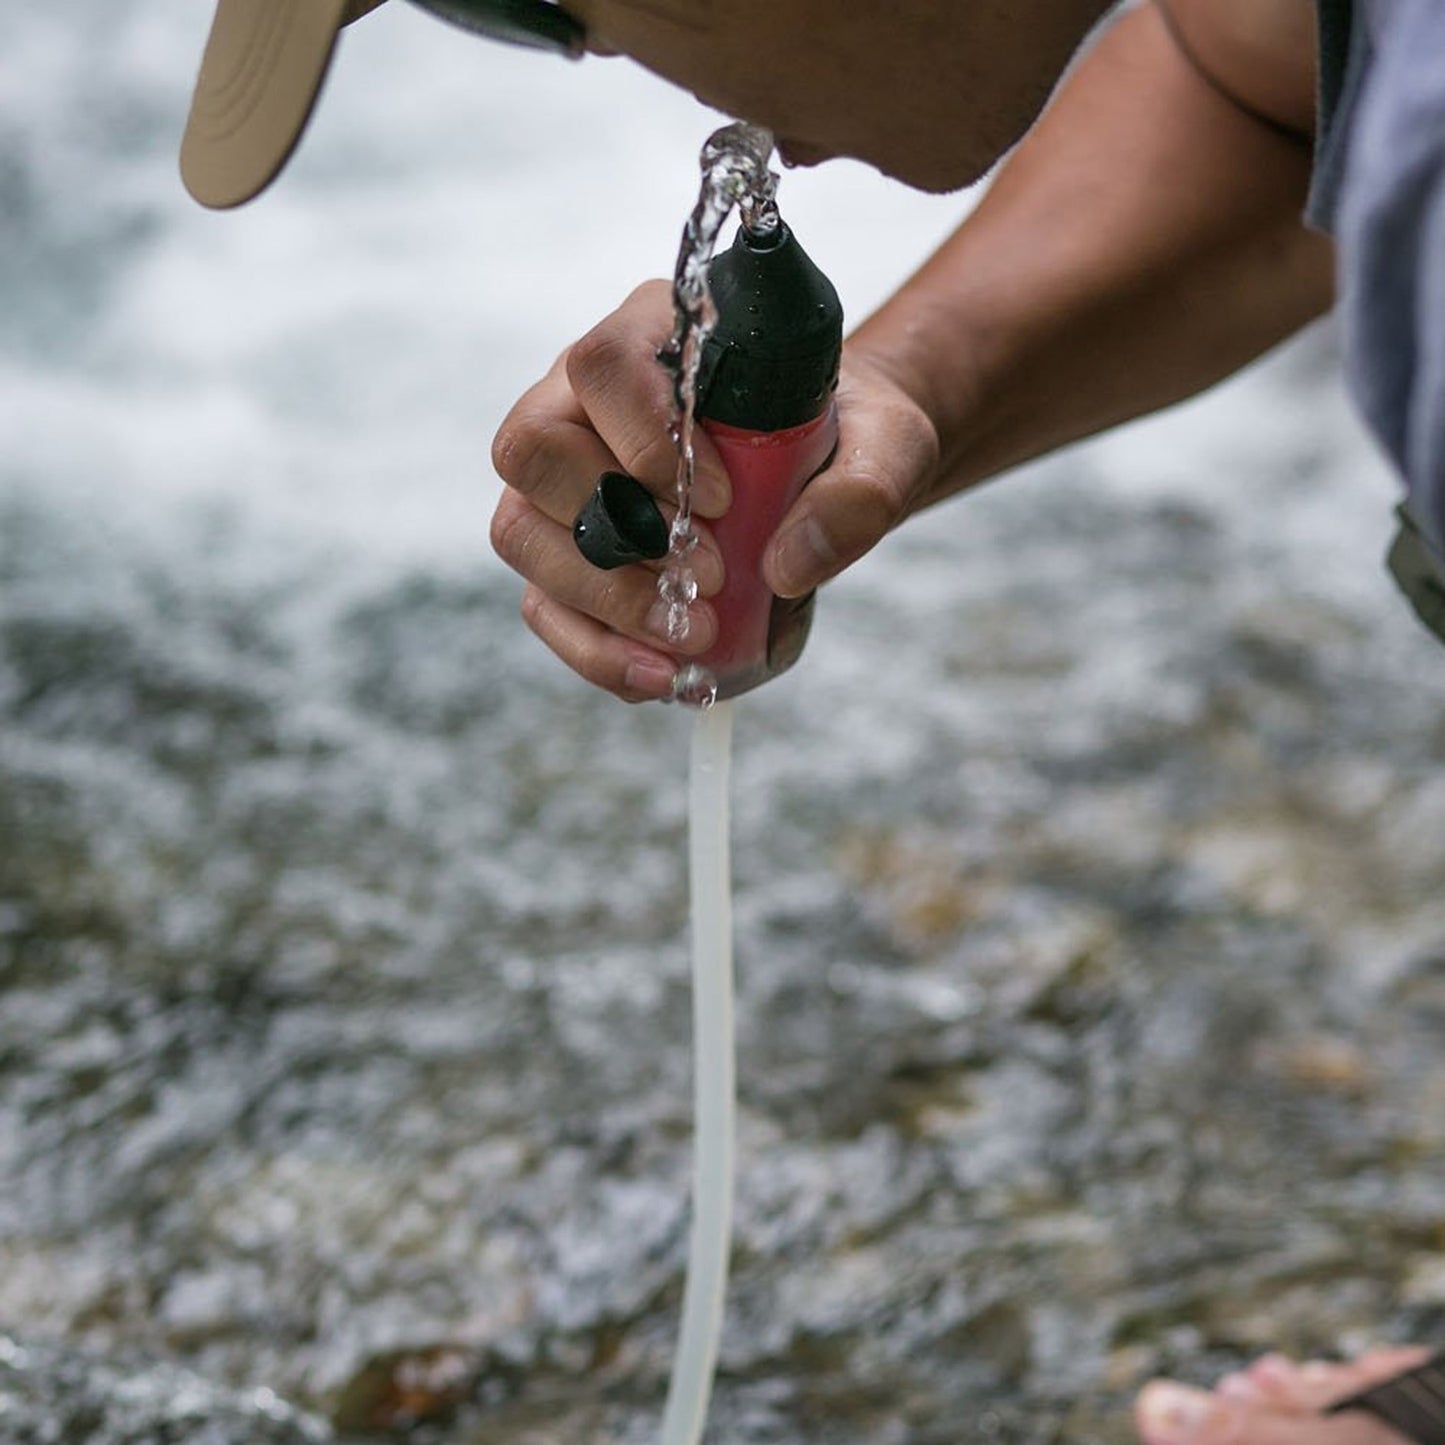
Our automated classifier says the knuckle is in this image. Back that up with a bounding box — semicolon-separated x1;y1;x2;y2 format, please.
565;322;632;403
621;430;677;488
576;635;622;694
491;411;564;491
490;496;543;572
624;277;671;313
490;424;523;484
874;393;941;476
592;570;637;627
838;400;940;535
613;403;678;490
848;460;911;530
902;403;942;477
591;571;619;614
564;303;676;487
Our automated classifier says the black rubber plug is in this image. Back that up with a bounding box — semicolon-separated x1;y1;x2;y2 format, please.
573;472;670;570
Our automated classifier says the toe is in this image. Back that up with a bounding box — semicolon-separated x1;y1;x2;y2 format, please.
1135;1377;1415;1445
1243;1353;1309;1405
1136;1381;1218;1442
1290;1347;1432;1412
1206;1347;1435;1415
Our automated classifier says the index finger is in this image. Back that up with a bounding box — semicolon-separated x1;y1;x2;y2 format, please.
492;354;628;519
563;283;732;518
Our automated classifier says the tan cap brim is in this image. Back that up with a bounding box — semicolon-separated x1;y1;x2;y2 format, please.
181;0;384;209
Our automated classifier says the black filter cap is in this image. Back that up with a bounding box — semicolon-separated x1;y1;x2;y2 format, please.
573;471;669;569
697;222;844;432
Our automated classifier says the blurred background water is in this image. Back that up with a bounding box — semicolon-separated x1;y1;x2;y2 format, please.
4;3;1445;1443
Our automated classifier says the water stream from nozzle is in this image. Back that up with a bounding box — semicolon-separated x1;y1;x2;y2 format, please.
659;122;779;711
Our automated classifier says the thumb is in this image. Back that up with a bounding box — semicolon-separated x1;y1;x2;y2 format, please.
762;392;939;598
1135;1380;1379;1445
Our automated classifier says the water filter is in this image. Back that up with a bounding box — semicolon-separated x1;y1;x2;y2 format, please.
692;220;843;700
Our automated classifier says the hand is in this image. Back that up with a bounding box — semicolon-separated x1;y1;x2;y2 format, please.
491;280;727;703
759;346;940;601
490;282;940;701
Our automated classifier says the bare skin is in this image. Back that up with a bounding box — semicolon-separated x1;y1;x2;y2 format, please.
570;0;1111;192
1135;1347;1432;1444
491;0;1331;697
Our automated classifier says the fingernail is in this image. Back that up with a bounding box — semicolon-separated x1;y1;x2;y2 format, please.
768;516;835;597
1137;1381;1213;1440
624;654;676;697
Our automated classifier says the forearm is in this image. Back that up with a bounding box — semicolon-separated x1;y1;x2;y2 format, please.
849;1;1335;507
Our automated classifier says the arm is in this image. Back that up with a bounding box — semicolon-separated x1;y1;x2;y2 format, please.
492;0;1332;697
766;0;1332;593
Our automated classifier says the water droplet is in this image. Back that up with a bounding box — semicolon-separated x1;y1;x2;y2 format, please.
671;665;718;710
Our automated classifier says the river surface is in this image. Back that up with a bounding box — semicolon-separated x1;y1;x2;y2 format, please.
4;4;1445;1443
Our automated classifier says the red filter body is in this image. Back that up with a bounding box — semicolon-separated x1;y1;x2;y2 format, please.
694;405;838;699
685;218;843;699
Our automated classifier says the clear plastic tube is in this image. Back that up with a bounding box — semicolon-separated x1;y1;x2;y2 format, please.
659;699;737;1445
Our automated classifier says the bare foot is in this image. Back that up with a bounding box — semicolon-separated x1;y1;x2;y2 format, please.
1135;1347;1433;1444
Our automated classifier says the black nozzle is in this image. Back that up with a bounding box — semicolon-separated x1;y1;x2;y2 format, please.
573;471;669;570
697;221;844;432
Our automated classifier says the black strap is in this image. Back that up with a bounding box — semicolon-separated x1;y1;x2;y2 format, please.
1326;1352;1445;1443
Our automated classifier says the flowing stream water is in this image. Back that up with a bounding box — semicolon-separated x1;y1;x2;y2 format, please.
5;6;1445;1445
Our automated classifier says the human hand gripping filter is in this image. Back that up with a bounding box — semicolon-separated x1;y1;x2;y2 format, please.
690;218;843;700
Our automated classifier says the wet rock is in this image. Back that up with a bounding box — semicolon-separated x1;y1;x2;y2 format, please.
331;1344;479;1434
338;575;513;737
1254;1034;1375;1096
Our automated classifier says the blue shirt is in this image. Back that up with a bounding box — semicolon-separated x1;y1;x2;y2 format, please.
1311;0;1445;637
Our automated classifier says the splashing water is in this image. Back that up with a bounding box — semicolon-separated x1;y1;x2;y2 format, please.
658;122;780;708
